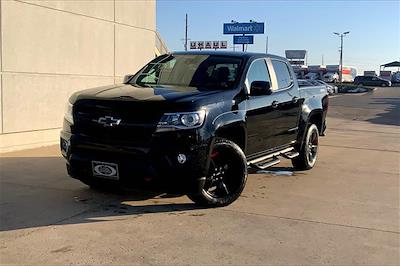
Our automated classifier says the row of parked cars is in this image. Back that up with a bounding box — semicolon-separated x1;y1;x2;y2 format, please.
303;73;395;87
298;79;338;95
300;75;393;96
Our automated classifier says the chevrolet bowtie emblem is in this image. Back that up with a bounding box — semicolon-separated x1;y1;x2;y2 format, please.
95;116;121;127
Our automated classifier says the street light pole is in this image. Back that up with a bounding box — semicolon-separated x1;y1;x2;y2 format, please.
334;31;350;83
339;34;343;83
184;14;188;51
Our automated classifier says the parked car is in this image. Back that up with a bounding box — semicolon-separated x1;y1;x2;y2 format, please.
391;71;400;83
312;80;338;95
61;52;328;207
322;72;339;83
297;79;314;88
354;76;391;87
304;72;320;80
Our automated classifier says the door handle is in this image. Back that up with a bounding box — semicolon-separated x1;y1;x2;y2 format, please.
271;100;279;108
292;96;299;103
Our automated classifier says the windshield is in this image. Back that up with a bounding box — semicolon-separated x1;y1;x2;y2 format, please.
131;54;243;90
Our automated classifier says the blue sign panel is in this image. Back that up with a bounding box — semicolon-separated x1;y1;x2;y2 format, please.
223;22;264;34
234;35;254;44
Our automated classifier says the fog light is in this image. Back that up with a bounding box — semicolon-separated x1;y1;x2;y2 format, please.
61;138;70;152
177;153;187;164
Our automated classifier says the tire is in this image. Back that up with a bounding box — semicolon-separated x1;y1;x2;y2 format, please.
187;138;247;207
292;124;319;170
358;83;363;86
381;83;387;87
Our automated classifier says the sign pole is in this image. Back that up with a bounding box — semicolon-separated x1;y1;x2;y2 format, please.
242;34;245;52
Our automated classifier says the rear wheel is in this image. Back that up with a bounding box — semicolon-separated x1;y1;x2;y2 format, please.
187;138;247;207
292;124;319;170
381;83;387;87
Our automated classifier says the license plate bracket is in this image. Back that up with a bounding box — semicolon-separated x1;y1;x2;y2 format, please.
92;161;119;180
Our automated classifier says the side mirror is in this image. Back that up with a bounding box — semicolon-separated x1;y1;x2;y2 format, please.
123;74;134;83
250;81;272;96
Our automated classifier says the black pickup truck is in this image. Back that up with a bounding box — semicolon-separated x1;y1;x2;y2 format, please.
61;52;328;207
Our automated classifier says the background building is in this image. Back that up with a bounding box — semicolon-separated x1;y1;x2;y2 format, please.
0;0;167;152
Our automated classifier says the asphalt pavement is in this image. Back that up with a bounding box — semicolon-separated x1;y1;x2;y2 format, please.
0;87;399;265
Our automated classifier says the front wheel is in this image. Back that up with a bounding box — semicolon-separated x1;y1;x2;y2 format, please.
292;124;319;170
187;138;247;207
381;83;387;87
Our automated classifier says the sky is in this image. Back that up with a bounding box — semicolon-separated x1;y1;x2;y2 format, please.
156;0;400;73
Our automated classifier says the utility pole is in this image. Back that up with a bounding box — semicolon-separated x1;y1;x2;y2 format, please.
334;31;350;83
265;36;268;54
339;35;343;82
322;54;324;65
184;14;188;51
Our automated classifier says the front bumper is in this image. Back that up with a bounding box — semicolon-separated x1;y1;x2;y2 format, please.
60;129;212;191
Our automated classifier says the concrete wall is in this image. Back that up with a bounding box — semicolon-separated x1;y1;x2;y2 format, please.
0;0;162;152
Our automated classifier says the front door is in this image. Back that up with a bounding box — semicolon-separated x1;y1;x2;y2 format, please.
245;58;281;155
371;77;380;86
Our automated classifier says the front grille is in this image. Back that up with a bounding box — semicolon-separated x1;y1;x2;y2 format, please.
73;99;165;144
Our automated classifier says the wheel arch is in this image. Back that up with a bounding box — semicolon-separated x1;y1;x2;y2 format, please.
297;109;324;148
214;121;247;153
308;110;324;133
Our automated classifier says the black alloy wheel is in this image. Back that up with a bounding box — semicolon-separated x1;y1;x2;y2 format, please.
187;138;247;207
305;126;319;166
292;124;319;170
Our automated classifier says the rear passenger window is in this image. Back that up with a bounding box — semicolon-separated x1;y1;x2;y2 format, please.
272;60;293;89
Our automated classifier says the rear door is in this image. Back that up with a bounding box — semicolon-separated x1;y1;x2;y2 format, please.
269;59;301;146
365;76;373;85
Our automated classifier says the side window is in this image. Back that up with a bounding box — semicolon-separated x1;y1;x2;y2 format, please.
271;60;293;89
245;59;271;90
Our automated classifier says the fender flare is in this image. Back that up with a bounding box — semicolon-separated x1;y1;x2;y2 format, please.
211;110;247;150
297;109;323;148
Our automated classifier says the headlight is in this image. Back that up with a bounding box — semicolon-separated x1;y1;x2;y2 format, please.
64;102;74;124
156;110;206;132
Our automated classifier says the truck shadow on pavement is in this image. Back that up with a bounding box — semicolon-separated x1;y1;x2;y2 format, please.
366;97;400;126
0;156;202;232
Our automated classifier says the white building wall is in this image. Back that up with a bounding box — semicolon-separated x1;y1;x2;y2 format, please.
0;0;158;152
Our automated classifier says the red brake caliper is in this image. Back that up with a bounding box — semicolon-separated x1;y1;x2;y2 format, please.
211;151;219;159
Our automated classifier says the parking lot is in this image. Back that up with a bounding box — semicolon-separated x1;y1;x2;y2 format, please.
0;87;399;265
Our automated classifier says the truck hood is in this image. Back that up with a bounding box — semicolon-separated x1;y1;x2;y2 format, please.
71;83;233;106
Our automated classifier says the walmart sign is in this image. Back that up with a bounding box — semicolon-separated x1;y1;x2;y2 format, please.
234;35;254;44
223;22;264;34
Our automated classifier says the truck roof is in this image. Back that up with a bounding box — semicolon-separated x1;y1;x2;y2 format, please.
172;50;287;61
